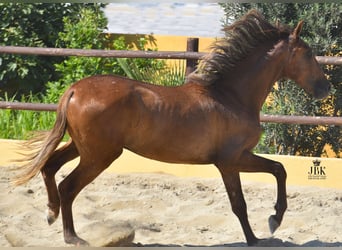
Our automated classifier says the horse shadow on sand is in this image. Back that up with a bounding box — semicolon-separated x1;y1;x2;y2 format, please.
137;238;342;247
95;220;341;247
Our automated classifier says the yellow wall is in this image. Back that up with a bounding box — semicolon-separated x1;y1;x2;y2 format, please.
2;139;341;188
149;35;215;52
109;33;215;52
107;33;215;70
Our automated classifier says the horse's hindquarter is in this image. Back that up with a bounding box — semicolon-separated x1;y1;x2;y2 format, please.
65;75;260;165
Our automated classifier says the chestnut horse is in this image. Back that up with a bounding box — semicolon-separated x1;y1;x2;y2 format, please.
15;10;330;246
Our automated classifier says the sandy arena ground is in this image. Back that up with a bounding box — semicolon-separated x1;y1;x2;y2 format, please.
0;139;341;247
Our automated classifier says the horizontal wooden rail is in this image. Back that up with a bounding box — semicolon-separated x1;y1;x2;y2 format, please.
260;114;342;126
1;46;342;64
316;56;342;65
0;101;57;112
1;101;341;126
0;46;206;60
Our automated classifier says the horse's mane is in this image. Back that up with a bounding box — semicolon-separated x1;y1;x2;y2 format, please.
186;10;291;85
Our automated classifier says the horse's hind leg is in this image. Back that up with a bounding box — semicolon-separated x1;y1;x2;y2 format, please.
41;140;79;225
58;149;123;246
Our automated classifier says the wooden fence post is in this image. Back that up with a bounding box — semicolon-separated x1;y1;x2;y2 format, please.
185;38;199;76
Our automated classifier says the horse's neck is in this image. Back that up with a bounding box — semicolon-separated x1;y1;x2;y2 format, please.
218;40;289;117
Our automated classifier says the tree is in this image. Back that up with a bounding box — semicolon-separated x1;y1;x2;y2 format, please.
0;3;105;97
220;3;341;157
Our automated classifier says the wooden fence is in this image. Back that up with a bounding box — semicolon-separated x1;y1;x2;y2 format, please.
0;42;341;126
1;45;342;64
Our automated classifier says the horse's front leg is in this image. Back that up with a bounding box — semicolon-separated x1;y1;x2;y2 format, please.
216;150;287;245
216;167;259;246
223;151;287;231
235;151;288;234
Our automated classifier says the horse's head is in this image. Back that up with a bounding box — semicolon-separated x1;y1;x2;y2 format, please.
283;21;331;99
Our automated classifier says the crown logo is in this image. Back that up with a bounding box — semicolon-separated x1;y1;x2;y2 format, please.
313;159;321;166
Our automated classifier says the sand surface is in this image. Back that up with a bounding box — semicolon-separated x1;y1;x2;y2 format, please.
0;165;341;247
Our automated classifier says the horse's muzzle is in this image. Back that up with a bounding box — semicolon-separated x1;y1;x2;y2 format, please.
313;80;331;99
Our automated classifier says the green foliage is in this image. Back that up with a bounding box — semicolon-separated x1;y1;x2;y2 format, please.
0;93;56;139
112;37;167;84
44;7;114;102
117;58;185;87
0;3;105;97
220;3;341;157
147;60;186;87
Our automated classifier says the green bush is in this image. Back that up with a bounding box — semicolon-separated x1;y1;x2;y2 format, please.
0;3;105;97
0;93;56;139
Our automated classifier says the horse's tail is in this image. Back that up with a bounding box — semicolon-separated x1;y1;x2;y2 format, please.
14;90;74;186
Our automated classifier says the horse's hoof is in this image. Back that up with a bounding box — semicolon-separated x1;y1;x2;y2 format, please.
247;237;260;246
65;236;89;246
255;237;285;247
76;240;90;246
46;208;58;225
268;215;280;234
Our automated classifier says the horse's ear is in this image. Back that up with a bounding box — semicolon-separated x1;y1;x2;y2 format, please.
293;20;304;39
